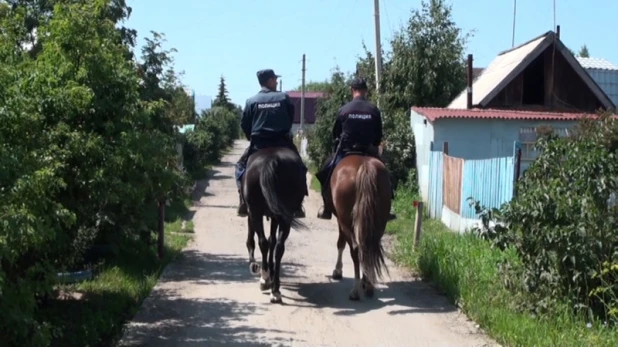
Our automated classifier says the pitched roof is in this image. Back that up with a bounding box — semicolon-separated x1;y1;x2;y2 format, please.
448;31;615;110
577;57;618;71
286;91;325;98
412;106;616;122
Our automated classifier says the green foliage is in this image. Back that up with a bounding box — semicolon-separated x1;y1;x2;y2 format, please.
465;112;618;325
578;45;590;58
0;1;222;345
307;68;350;167
389;187;618;347
307;0;468;185
212;75;235;111
183;106;240;178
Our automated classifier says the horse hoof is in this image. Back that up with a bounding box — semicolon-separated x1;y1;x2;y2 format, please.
349;291;361;301
249;262;260;275
332;269;343;280
260;281;271;291
270;292;283;304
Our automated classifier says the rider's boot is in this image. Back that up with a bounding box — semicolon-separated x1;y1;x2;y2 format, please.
237;190;248;217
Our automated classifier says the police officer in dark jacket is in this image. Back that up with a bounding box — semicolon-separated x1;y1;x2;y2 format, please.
235;69;308;217
315;77;396;220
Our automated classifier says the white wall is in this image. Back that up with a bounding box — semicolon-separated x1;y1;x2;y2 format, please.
410;110;435;203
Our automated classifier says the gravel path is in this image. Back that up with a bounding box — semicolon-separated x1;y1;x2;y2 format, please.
118;140;498;347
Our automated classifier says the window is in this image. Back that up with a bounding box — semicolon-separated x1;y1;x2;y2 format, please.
519;127;570;162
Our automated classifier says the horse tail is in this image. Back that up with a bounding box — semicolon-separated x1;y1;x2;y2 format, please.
260;156;306;230
352;159;389;283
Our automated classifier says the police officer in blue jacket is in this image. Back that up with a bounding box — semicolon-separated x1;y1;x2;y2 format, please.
235;69;308;217
315;77;396;221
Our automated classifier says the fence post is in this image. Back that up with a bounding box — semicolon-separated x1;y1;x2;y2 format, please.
443;141;449;155
413;201;424;248
158;199;165;260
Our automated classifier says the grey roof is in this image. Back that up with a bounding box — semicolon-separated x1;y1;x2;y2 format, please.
448;31;615;110
577;57;618;70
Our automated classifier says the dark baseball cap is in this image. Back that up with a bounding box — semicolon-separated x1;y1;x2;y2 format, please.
350;77;368;90
257;69;280;84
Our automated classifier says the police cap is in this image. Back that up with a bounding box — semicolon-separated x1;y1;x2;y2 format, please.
257;69;280;85
350;77;368;91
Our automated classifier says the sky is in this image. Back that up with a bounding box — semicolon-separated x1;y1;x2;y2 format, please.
125;0;618;106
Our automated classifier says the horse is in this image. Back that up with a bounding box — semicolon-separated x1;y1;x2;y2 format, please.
242;146;307;304
327;154;391;300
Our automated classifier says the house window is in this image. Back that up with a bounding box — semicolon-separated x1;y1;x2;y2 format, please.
519;127;570;162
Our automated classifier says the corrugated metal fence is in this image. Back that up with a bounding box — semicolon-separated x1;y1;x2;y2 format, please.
426;141;521;231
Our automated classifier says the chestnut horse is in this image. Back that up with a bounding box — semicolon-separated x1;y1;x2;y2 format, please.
243;146;307;304
327;154;390;300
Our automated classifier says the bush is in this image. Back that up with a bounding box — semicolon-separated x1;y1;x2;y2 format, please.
183;106;240;177
492;112;618;323
0;2;193;345
307;69;349;168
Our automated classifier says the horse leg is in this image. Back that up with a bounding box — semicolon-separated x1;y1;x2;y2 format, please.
246;216;259;275
332;227;346;280
270;223;290;304
268;219;278;282
362;272;375;298
252;215;271;291
348;240;362;301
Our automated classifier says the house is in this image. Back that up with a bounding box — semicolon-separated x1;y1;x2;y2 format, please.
577;57;618;107
286;91;325;133
411;29;616;208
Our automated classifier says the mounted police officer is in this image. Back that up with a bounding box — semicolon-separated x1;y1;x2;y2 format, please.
315;77;397;220
235;69;308;217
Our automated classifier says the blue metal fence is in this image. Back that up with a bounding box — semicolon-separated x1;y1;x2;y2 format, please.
459;156;515;218
426;141;520;226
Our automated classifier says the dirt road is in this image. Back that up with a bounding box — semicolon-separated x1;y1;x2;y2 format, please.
119;140;498;347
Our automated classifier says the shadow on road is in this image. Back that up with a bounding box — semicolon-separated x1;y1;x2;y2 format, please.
281;276;457;317
120;251;306;346
119;296;292;346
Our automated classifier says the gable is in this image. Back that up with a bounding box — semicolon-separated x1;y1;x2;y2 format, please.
448;31;615;111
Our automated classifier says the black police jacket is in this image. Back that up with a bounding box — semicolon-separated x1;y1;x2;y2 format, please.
241;88;294;142
332;96;383;148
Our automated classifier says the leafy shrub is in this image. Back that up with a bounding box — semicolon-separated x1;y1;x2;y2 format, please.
487;112;618;322
0;2;196;345
183;106;240;177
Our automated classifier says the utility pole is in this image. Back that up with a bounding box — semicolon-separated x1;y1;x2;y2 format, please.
373;0;383;107
279;79;282;92
300;53;306;130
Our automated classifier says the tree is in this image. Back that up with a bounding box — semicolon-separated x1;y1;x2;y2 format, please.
212;75;233;110
0;1;187;344
308;0;469;184
578;44;590;58
382;0;470;110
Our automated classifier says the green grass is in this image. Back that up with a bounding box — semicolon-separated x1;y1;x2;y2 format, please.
42;194;196;347
388;186;618;347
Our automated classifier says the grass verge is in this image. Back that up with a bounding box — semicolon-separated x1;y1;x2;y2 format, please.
42;197;194;347
388;186;618;347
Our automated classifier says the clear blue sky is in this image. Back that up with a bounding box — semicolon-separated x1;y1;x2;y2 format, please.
125;0;617;106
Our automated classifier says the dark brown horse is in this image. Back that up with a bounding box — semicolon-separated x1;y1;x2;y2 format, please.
242;146;307;304
327;154;390;300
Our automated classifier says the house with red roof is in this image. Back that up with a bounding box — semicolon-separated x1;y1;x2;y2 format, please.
286;91;325;134
412;29;616;206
